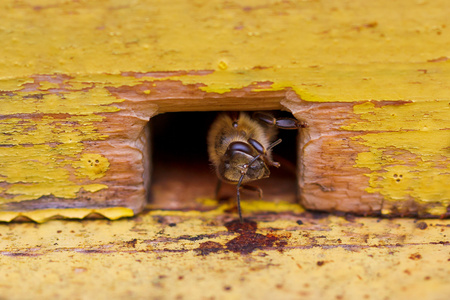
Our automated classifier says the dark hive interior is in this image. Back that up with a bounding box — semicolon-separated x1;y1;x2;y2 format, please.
148;111;299;211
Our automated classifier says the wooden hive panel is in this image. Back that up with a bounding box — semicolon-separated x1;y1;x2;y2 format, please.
0;0;449;221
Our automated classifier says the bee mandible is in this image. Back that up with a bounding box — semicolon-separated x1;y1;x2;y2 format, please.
207;111;304;222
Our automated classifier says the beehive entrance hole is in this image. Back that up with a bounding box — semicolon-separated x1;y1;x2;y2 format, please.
148;111;299;211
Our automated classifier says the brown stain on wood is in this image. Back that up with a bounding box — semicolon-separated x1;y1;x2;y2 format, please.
224;220;289;254
195;241;224;256
195;219;290;255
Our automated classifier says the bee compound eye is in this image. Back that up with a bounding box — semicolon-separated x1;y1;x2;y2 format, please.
248;138;265;154
226;141;254;156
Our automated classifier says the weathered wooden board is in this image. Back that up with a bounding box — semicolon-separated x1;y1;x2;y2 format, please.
284;92;450;217
0;0;449;221
0;209;449;299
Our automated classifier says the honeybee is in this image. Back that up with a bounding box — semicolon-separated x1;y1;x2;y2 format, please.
207;111;303;222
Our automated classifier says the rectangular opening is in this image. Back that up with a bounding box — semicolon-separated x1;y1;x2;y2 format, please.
148;111;299;213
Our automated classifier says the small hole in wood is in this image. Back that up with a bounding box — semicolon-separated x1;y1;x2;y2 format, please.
148;111;299;211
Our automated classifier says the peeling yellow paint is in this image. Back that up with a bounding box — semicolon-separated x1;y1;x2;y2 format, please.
38;81;60;90
1;0;449;217
82;184;108;193
1;89;120;116
0;77;34;91
196;198;305;215
218;60;228;71
0;207;134;223
0;88;119;203
73;154;110;180
0;115;106;145
242;199;305;214
345;100;450;208
1;0;450;100
0;0;448;297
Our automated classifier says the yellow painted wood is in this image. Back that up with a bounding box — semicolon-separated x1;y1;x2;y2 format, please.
0;2;449;298
0;0;449;217
1;0;450;100
0;207;134;223
0;207;448;300
343;101;450;215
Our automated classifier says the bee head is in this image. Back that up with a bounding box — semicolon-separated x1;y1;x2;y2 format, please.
218;141;270;183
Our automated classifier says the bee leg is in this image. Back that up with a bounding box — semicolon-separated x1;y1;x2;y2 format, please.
253;112;306;129
248;138;282;168
236;188;243;223
236;175;245;223
240;184;263;200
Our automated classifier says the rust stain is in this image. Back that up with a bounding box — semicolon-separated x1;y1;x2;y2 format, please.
416;221;428;230
196;241;224;256
124;238;138;248
224;220;289;255
225;233;282;254
224;219;258;233
409;253;422;260
193;219;291;255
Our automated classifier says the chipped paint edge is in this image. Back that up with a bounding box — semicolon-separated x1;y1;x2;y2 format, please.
0;207;134;223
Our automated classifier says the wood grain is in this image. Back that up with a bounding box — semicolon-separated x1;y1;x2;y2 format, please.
0;0;449;220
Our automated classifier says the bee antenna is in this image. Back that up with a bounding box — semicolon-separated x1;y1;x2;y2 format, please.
235;139;282;223
268;138;282;150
